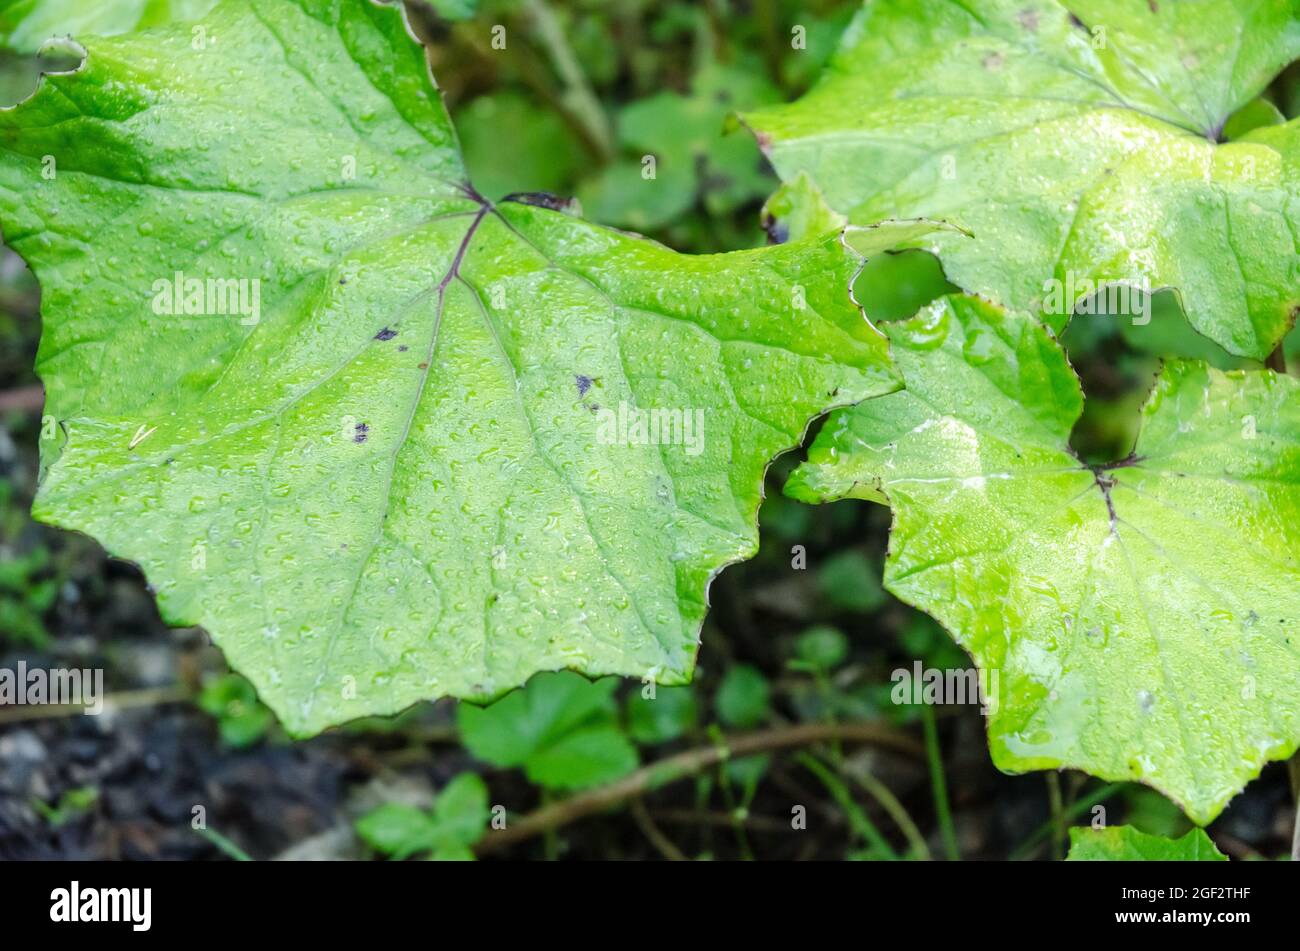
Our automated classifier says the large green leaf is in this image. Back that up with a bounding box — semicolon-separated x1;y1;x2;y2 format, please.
787;295;1300;823
745;0;1300;359
0;0;903;736
0;0;218;52
1067;825;1227;861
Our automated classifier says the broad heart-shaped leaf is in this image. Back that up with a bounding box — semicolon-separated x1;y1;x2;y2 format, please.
744;0;1300;360
1067;825;1227;861
0;0;903;737
786;295;1300;824
0;0;218;52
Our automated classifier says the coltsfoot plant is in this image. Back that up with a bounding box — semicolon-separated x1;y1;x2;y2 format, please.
0;0;920;734
2;0;1299;834
786;294;1300;824
744;0;1300;357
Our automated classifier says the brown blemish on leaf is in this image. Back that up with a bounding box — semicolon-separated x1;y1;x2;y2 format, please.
501;192;582;216
761;212;789;245
1017;7;1040;31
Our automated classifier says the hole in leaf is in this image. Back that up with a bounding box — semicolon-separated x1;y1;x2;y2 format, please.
1062;288;1256;464
851;249;956;323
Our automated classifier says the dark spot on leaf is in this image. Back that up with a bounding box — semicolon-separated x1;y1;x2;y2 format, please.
418;361;429;370
354;422;369;444
1147;0;1159;12
982;51;1005;70
502;191;581;216
374;327;397;341
575;374;594;397
1017;7;1040;31
762;214;789;245
1068;13;1084;29
338;276;348;285
398;344;408;352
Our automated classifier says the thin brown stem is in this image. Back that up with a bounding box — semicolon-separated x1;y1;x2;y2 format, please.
648;808;792;834
476;721;922;855
842;760;932;860
1047;771;1066;861
629;796;687;861
520;0;613;161
0;684;192;725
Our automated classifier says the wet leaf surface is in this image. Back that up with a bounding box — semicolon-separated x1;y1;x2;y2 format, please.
745;0;1300;359
789;294;1300;823
0;0;900;734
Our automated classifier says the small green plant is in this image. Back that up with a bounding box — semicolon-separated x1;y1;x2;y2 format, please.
714;664;772;730
0;544;56;647
197;673;274;749
815;551;886;614
458;671;637;791
789;625;849;674
356;773;489;861
31;785;98;827
625;684;698;745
